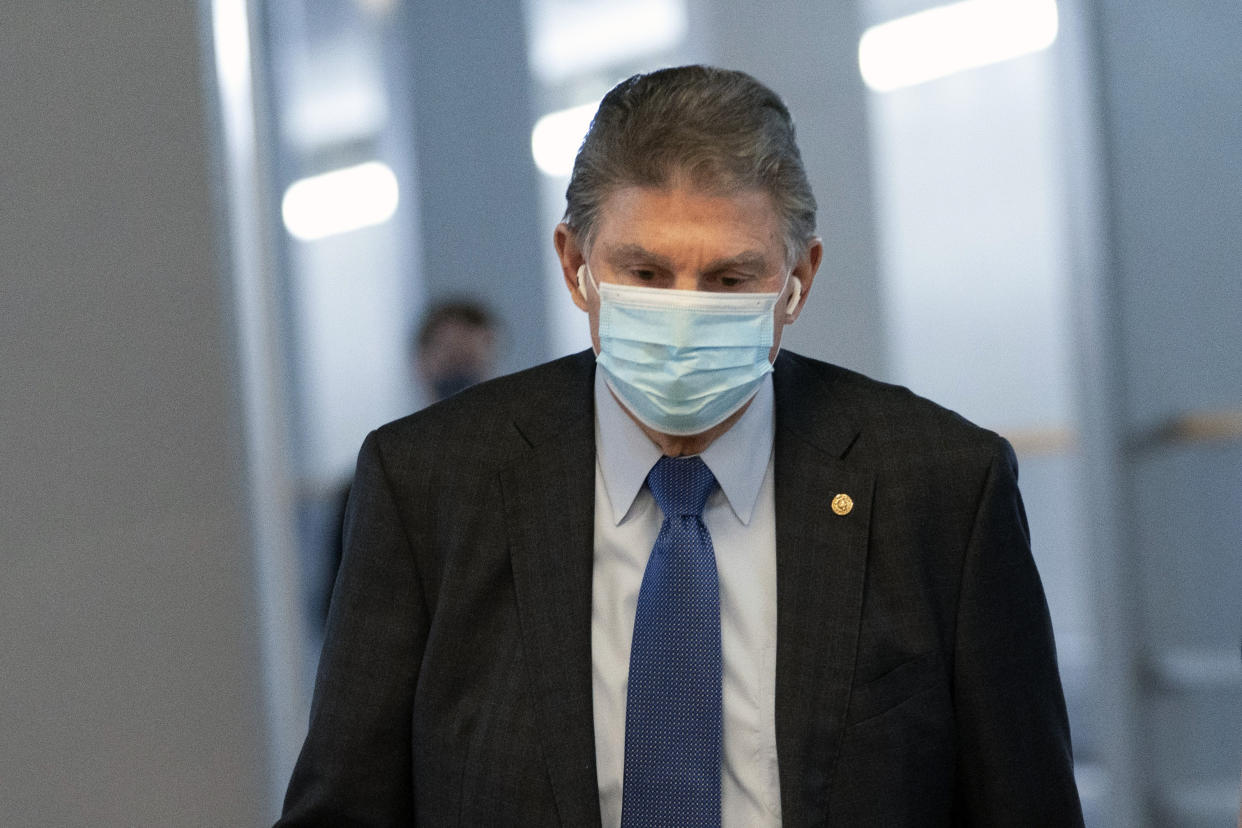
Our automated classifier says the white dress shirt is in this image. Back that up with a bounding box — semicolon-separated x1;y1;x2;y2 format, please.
591;370;781;828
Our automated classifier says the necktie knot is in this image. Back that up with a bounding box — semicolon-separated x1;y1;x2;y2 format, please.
647;455;716;518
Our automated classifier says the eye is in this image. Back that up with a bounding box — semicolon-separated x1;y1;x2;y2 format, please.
710;270;754;290
631;269;657;282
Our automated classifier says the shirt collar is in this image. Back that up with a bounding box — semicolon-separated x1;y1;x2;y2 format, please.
594;369;774;526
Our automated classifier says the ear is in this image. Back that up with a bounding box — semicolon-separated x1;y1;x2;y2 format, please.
554;223;590;312
785;237;823;323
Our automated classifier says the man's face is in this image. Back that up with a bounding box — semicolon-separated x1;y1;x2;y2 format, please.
555;182;822;362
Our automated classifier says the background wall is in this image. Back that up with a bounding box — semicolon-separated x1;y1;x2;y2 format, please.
1078;1;1242;823
0;3;269;825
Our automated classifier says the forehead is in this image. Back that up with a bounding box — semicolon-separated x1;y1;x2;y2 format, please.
592;184;785;263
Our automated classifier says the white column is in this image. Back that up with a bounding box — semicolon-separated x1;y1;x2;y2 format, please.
0;2;273;824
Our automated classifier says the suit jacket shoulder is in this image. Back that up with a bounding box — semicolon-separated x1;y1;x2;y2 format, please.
772;350;1019;496
372;348;597;471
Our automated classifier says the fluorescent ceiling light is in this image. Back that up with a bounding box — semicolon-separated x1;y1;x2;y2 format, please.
859;0;1059;92
281;161;399;241
286;81;388;151
531;101;599;178
284;48;389;151
528;0;687;84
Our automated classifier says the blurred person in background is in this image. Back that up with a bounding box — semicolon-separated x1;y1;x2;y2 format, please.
310;298;500;635
413;298;500;403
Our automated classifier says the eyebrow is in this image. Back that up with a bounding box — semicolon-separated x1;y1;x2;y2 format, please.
603;243;672;270
603;243;773;274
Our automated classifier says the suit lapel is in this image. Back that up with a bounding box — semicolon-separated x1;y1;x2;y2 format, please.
500;351;603;827
772;354;874;827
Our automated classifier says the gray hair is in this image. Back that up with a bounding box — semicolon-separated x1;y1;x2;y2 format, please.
563;65;817;265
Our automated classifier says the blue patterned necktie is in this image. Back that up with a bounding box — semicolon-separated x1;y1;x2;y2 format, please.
621;454;722;828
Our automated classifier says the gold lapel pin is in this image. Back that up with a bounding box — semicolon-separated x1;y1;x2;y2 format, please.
831;493;854;516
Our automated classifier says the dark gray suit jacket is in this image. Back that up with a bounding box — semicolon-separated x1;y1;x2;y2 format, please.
279;350;1083;826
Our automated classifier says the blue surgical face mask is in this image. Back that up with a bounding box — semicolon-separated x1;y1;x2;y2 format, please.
579;265;799;436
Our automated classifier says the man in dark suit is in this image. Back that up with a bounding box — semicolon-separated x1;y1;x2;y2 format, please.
279;66;1083;826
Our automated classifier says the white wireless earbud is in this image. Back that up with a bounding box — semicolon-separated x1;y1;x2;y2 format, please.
785;276;803;316
576;264;589;300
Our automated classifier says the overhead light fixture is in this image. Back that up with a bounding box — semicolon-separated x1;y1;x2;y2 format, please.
281;161;399;241
859;0;1059;92
531;101;599;178
528;0;687;84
